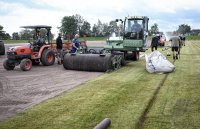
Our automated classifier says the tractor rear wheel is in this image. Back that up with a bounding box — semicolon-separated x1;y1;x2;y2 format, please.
3;59;15;70
20;58;32;71
0;41;5;55
133;51;139;61
41;49;55;66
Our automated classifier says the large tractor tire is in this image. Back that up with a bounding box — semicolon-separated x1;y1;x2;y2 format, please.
41;49;55;66
20;58;32;71
63;53;112;72
133;51;139;61
3;59;15;70
0;41;5;55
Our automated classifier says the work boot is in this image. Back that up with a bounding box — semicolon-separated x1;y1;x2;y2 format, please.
176;54;178;59
57;61;61;65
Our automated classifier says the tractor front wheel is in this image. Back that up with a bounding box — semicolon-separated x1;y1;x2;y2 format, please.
20;58;32;71
41;49;55;66
3;59;15;70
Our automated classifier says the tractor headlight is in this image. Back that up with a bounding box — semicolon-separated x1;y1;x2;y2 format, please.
8;47;16;52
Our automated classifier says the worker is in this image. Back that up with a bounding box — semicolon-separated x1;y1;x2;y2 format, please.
36;34;45;47
71;34;80;54
131;20;142;39
169;32;181;60
182;35;186;46
56;33;63;64
151;34;160;52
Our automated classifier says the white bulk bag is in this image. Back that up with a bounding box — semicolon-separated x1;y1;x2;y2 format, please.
145;51;175;73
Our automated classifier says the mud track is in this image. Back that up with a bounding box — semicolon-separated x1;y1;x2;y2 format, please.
0;41;105;121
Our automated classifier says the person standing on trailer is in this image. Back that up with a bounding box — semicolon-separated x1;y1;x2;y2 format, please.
56;33;63;64
169;32;181;60
71;34;80;54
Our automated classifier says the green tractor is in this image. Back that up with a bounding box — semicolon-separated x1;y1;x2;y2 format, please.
104;16;149;60
63;16;149;72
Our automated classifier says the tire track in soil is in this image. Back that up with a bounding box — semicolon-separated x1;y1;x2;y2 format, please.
135;60;175;129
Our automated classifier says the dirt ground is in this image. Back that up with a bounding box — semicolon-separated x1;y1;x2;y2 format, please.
0;41;105;121
0;40;168;121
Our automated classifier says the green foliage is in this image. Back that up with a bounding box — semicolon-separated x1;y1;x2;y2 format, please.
0;25;11;40
80;21;91;37
177;24;191;34
61;16;78;36
186;35;200;40
149;23;159;35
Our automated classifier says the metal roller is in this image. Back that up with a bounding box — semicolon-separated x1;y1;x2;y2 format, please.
63;54;112;72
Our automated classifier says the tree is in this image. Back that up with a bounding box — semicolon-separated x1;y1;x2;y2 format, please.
12;32;20;40
177;24;191;35
150;23;159;35
92;24;98;37
80;21;91;36
20;29;33;40
74;14;84;33
0;25;11;40
97;19;103;36
102;23;110;37
60;16;77;38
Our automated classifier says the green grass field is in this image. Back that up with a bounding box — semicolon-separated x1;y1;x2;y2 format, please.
0;41;199;129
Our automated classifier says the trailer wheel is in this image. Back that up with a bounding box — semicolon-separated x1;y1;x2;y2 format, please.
133;51;139;61
20;58;32;71
3;59;15;70
0;41;5;55
41;49;55;66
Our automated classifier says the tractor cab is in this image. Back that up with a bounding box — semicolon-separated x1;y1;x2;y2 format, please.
124;17;148;40
123;16;149;51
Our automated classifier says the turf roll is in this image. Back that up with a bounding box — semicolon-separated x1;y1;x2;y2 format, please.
63;53;112;72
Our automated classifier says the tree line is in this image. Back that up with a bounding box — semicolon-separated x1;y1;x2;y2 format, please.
0;14;192;40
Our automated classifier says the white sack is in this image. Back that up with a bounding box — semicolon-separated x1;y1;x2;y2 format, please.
145;51;175;73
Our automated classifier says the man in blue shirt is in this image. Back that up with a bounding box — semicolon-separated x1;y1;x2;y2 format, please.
71;34;80;53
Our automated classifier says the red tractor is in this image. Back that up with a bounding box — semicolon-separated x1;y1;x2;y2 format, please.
3;25;55;71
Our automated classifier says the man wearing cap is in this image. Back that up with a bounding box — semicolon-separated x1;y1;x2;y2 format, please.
56;33;63;64
169;32;181;60
71;34;80;53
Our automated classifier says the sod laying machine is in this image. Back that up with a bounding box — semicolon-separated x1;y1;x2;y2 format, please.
63;16;149;72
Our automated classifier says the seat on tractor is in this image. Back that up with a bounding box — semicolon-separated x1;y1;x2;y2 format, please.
32;38;45;52
124;30;143;40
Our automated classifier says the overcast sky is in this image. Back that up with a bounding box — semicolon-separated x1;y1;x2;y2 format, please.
1;0;200;36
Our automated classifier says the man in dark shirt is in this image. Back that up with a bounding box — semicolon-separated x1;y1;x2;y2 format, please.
56;33;63;64
151;34;160;52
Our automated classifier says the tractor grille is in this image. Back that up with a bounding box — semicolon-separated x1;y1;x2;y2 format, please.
123;40;144;47
7;52;30;59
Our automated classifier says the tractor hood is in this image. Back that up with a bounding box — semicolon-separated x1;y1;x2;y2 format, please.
8;46;29;51
8;45;31;54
